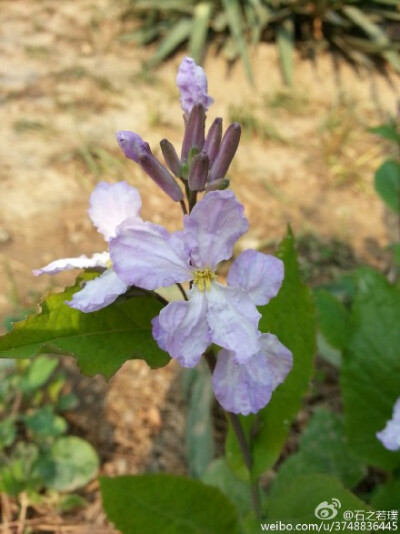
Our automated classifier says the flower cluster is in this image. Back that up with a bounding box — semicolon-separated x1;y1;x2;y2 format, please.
34;57;293;415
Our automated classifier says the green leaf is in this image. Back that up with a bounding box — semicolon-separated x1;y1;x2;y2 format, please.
20;355;58;393
185;362;215;478
23;405;67;438
202;458;253;516
0;443;40;496
341;268;400;470
314;289;349;350
57;392;79;411
37;436;99;491
221;0;254;84
277;18;294;87
100;474;241;534
147;18;193;67
270;409;366;496
267;474;370;531
369;123;400;144
370;477;400;513
0;278;169;378
227;229;316;479
0;417;16;450
374;160;400;213
189;3;212;64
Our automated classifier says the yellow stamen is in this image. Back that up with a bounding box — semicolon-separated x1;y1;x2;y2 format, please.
105;257;113;269
193;268;216;291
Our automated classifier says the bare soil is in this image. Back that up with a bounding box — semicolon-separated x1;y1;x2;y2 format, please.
0;0;399;531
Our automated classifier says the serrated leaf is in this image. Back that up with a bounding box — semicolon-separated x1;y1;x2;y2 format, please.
267;474;369;530
374;160;400;213
270;409;366;496
0;278;169;378
100;474;241;534
341;268;400;470
226;229;316;480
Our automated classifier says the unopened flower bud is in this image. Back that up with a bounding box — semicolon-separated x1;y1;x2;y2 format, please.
208;123;241;182
181;103;206;161
176;57;214;116
188;152;209;191
138;153;183;202
116;131;151;163
160;139;181;177
204;118;222;165
205;178;230;192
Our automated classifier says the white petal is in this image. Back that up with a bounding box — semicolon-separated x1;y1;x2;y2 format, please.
33;252;109;275
259;333;293;390
206;282;261;363
88;181;142;241
376;397;400;451
227;250;284;305
66;269;128;312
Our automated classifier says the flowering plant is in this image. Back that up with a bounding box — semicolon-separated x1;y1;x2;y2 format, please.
1;57;399;532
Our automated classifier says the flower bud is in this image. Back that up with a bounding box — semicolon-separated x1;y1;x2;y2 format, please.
160;139;181;177
204;118;222;165
116;131;150;163
208;123;241;182
176;57;214;116
138;153;183;202
188;152;209;191
181;103;205;161
205;178;230;192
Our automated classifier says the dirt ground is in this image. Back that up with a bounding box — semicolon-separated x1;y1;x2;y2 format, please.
0;0;399;531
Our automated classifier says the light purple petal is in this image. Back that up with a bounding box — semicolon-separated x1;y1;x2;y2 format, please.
212;333;292;415
227;250;284;306
153;288;210;367
183;190;249;270
376;397;400;451
33;252;109;276
259;333;293;390
88;181;142;241
176;57;214;115
110;221;192;290
116;131;151;163
206;282;261;363
66;269;128;312
212;349;274;415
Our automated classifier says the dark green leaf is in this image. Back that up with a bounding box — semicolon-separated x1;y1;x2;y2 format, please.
314;290;349;350
0;278;169;378
270;409;366;496
369;123;400;143
370;477;400;513
374;160;400;213
341;268;400;470
100;474;241;534
267;474;369;531
0;418;16;450
228;229;315;479
23;405;67;438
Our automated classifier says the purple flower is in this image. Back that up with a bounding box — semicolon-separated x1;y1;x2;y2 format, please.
376;397;400;451
110;191;285;367
176;57;214;115
33;181;142;312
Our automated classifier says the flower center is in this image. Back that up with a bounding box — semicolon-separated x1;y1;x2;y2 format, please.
193;268;216;291
105;257;113;269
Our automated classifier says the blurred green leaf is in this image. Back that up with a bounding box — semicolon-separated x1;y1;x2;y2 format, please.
0;418;16;450
20;355;58;393
314;289;350;350
341;268;400;470
147;18;193;67
24;405;67;438
57;392;79;411
370;477;400;512
374;160;400;213
277;18;294;86
189;3;212;63
100;474;241;534
270;409;366;496
369;123;400;143
0;275;169;378
0;443;40;496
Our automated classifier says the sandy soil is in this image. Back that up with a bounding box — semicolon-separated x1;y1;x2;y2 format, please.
0;0;399;531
